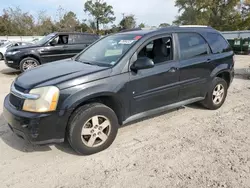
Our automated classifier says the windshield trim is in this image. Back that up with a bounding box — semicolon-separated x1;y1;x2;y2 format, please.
74;34;143;67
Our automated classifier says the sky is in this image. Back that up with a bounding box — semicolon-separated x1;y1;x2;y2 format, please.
0;0;178;27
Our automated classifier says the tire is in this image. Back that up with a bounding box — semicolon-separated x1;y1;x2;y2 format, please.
201;77;228;110
20;57;40;72
67;103;119;155
0;53;3;60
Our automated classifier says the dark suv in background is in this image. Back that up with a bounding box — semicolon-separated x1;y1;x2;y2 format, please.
3;26;234;155
4;32;99;72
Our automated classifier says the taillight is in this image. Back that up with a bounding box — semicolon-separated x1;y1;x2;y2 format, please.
232;55;235;67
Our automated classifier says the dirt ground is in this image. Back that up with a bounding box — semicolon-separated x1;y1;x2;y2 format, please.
0;56;250;188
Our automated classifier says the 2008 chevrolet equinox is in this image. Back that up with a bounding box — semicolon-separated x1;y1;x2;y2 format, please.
3;26;234;155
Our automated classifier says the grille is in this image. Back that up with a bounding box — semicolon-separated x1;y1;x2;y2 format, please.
9;94;24;109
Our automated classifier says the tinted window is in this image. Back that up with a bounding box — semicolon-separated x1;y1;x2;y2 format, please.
178;33;208;60
206;33;231;54
69;34;97;44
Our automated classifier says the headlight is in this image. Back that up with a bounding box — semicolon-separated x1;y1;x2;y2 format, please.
6;51;20;55
23;86;60;112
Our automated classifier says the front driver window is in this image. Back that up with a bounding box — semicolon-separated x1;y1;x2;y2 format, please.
138;37;173;64
51;35;69;45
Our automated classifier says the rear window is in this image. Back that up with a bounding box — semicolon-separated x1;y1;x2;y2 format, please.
206;33;231;54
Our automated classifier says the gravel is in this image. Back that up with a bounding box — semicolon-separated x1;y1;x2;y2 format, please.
0;56;250;188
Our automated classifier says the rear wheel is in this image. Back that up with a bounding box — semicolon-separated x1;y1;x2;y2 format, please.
201;77;228;110
20;57;40;72
67;103;119;155
0;53;3;60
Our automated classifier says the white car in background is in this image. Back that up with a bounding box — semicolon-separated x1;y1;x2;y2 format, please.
0;41;32;60
0;42;14;60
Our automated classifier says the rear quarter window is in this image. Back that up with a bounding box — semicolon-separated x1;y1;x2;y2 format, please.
205;32;231;54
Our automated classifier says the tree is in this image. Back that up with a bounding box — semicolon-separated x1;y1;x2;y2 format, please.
35;11;56;35
174;0;241;31
119;15;136;30
84;0;116;34
138;23;145;28
2;7;35;35
159;23;170;28
0;12;11;35
57;11;80;31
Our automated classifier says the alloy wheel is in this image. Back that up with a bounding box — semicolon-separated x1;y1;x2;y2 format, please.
22;60;39;71
81;115;111;148
212;84;225;105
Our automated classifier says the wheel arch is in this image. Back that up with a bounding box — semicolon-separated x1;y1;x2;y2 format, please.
20;54;41;64
210;63;232;86
65;92;125;126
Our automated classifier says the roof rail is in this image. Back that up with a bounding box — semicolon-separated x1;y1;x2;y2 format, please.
119;28;142;33
179;25;210;28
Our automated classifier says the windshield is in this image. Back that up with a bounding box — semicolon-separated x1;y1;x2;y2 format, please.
36;33;56;45
76;34;142;66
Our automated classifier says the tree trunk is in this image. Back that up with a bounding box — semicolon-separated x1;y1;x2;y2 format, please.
96;19;99;34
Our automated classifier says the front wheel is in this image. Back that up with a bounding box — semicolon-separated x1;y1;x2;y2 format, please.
67;103;119;155
0;53;3;60
20;57;40;72
201;77;228;110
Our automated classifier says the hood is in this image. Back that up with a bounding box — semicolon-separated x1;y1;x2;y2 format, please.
15;59;111;90
8;44;41;51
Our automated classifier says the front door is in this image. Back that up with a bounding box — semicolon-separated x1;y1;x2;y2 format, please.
128;35;180;116
40;34;69;63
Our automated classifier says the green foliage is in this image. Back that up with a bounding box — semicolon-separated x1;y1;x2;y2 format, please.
138;23;145;28
119;15;136;30
174;0;244;31
57;11;80;32
84;0;116;33
159;23;170;28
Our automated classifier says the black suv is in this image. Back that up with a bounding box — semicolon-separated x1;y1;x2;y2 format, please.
4;32;99;72
3;26;234;155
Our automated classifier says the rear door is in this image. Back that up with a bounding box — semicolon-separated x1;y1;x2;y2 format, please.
177;32;212;101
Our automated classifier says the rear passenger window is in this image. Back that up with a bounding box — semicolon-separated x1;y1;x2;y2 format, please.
178;33;208;60
69;34;97;44
206;33;231;54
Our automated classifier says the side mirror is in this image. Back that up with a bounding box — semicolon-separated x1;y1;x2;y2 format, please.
131;57;154;71
49;40;57;46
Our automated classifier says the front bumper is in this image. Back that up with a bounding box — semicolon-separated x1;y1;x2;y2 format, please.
4;54;21;69
3;94;68;145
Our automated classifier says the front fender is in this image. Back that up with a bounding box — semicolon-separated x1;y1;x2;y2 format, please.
20;50;41;62
59;82;124;111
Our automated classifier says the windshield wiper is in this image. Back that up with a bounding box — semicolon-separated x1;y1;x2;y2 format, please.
75;59;99;66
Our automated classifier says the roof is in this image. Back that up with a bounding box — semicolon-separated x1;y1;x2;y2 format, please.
117;26;216;36
53;32;98;35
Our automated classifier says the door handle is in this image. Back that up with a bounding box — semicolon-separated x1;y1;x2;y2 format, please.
168;67;178;73
206;59;211;63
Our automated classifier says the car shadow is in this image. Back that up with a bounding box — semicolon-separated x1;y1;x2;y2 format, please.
0;67;20;76
0;113;78;155
0;103;205;155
